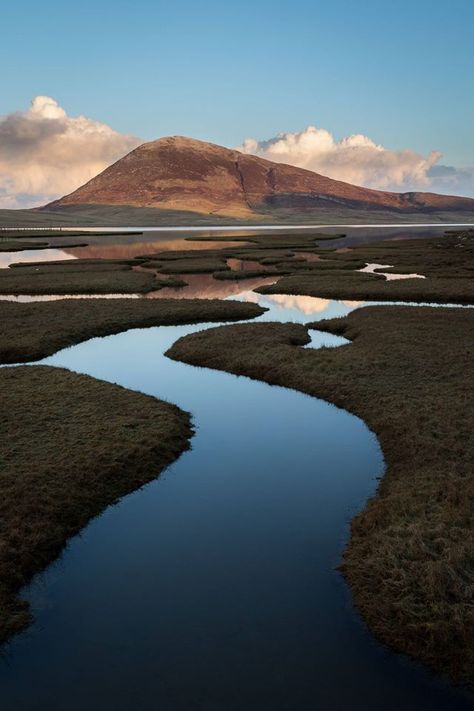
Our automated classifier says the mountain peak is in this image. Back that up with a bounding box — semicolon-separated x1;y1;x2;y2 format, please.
45;135;474;218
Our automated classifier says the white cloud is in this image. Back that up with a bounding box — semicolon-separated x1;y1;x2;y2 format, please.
238;125;474;197
0;96;141;208
426;163;474;197
1;100;472;207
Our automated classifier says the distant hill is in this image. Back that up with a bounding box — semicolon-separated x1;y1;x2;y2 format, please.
42;136;474;220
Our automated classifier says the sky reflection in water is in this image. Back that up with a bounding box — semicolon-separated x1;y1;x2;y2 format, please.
0;229;472;709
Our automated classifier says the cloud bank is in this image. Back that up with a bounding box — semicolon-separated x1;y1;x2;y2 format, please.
0;96;141;208
238;126;474;197
1;99;472;207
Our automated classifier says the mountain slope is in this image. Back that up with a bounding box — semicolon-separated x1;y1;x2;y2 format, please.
44;136;474;218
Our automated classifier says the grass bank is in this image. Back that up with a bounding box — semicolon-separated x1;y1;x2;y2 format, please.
144;256;230;274
0;298;265;364
166;306;474;684
256;270;474;303
332;229;474;278
0;260;159;294
0;296;265;643
256;230;474;304
0;240;49;251
213;268;285;280
138;229;474;304
0;365;192;643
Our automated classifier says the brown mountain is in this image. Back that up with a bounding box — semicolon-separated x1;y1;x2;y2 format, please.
45;136;474;218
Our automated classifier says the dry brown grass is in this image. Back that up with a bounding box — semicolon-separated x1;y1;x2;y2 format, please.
167;306;474;684
146;230;474;305
9;258;141;270
0;296;266;645
256;231;474;304
0;365;192;643
212;268;285;281
0;298;265;364
0;240;49;251
143;257;230;274
331;229;474;278
256;270;474;303
0;260;159;294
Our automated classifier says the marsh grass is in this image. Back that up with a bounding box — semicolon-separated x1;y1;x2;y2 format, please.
9;258;143;269
254;231;474;303
167;307;474;684
212;268;286;280
256;271;474;303
0;365;192;643
331;230;474;278
0;259;159;294
137;236;342;283
0;296;266;642
0;241;49;251
0;298;265;363
143;257;230;274
142;230;474;305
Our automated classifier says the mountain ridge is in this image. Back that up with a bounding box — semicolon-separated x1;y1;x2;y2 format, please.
44;135;474;218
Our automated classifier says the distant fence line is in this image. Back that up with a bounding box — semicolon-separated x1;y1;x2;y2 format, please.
0;227;67;231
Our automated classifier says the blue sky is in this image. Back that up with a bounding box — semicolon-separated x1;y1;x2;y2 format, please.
1;0;473;206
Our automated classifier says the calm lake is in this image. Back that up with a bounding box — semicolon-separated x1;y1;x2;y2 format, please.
1;226;472;709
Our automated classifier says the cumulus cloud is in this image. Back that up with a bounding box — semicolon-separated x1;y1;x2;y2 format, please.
0;96;141;208
2;100;472;207
238;126;474;197
426;163;474;197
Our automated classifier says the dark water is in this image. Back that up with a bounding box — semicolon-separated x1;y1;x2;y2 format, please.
1;295;472;710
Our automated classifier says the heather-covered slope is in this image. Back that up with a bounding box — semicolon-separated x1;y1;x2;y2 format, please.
44;136;474;218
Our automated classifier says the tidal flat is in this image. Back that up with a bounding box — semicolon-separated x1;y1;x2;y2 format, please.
0;225;472;708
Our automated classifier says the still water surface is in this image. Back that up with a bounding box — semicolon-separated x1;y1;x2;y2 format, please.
0;290;472;710
5;222;466;261
0;248;76;269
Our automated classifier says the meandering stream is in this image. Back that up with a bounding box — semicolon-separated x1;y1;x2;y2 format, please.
1;293;472;710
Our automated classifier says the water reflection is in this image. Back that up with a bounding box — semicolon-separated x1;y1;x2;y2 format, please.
257;293;334;315
149;273;278;299
65;238;249;260
0;249;76;269
44;223;472;257
0;293;141;302
359;262;426;281
0;315;470;709
227;257;268;271
235;291;361;322
296;251;322;262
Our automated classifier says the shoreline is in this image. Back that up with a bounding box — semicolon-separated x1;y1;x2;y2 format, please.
166;306;474;685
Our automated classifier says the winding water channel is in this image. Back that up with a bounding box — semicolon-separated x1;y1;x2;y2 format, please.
1;290;472;710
